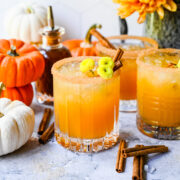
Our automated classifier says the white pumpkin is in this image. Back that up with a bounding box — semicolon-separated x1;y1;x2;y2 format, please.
5;3;47;43
0;98;34;156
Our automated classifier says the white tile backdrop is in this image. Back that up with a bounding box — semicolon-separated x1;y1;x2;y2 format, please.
0;0;144;40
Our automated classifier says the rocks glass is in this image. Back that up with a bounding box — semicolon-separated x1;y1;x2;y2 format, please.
137;49;180;140
52;57;120;152
96;35;158;112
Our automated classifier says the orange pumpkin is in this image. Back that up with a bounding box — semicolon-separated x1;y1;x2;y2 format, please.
63;24;102;57
0;82;33;106
0;39;45;87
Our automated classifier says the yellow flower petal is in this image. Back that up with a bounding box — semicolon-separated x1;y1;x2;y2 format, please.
137;12;147;23
167;0;177;12
140;0;149;3
157;6;164;19
163;3;172;11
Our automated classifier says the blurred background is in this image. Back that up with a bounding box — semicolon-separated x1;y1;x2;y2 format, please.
0;0;144;40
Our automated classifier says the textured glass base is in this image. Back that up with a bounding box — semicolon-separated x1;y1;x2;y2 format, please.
36;92;54;105
137;115;180;140
120;100;137;112
55;131;119;153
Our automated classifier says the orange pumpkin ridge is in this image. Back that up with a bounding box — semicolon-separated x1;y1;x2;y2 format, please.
0;83;33;106
0;39;45;87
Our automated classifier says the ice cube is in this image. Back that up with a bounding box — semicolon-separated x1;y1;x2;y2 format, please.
144;164;156;174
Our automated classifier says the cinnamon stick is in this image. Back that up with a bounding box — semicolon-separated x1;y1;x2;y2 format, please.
113;61;123;71
90;29;116;49
139;155;145;180
113;48;124;63
113;48;124;71
132;145;145;180
124;146;168;158
90;29;124;71
39;122;54;144
38;108;52;135
132;155;140;180
116;139;127;173
167;62;177;68
123;145;166;154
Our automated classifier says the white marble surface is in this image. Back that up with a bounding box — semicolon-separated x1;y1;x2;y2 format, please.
1;100;180;180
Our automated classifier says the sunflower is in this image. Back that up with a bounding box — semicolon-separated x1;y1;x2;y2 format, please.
113;0;177;23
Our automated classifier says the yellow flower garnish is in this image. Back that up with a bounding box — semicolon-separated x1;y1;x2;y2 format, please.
80;58;114;79
177;60;180;68
113;0;177;23
80;58;95;73
97;66;113;79
98;57;114;68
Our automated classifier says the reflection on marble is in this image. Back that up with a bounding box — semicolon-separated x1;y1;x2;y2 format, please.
0;101;180;180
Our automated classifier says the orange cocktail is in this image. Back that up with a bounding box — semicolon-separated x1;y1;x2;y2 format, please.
96;35;158;112
52;57;120;152
137;49;180;140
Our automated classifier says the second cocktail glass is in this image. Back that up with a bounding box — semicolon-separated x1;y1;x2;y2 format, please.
137;49;180;140
96;35;158;112
52;56;121;152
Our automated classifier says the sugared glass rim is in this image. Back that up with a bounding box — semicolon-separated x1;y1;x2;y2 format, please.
96;35;158;59
137;48;180;72
51;56;120;84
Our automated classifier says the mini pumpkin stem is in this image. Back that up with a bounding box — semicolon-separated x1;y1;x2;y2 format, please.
0;82;6;97
26;7;34;14
7;46;19;57
0;112;4;118
85;24;102;44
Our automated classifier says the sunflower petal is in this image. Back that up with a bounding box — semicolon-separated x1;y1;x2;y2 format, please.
112;0;177;24
137;12;147;23
157;6;164;19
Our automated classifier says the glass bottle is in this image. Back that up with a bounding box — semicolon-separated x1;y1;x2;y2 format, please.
36;16;71;105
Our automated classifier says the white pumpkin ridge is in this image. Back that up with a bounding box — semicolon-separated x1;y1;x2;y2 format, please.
0;98;34;156
4;3;47;43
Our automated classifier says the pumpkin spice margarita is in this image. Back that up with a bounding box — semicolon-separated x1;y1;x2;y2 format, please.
137;49;180;140
96;35;158;112
52;50;123;152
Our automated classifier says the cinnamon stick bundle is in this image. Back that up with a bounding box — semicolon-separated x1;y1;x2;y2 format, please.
38;108;52;135
116;139;127;173
124;146;168;158
90;29;116;49
39;122;54;144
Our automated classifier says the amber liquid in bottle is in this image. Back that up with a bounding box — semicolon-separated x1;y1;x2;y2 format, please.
36;27;71;105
